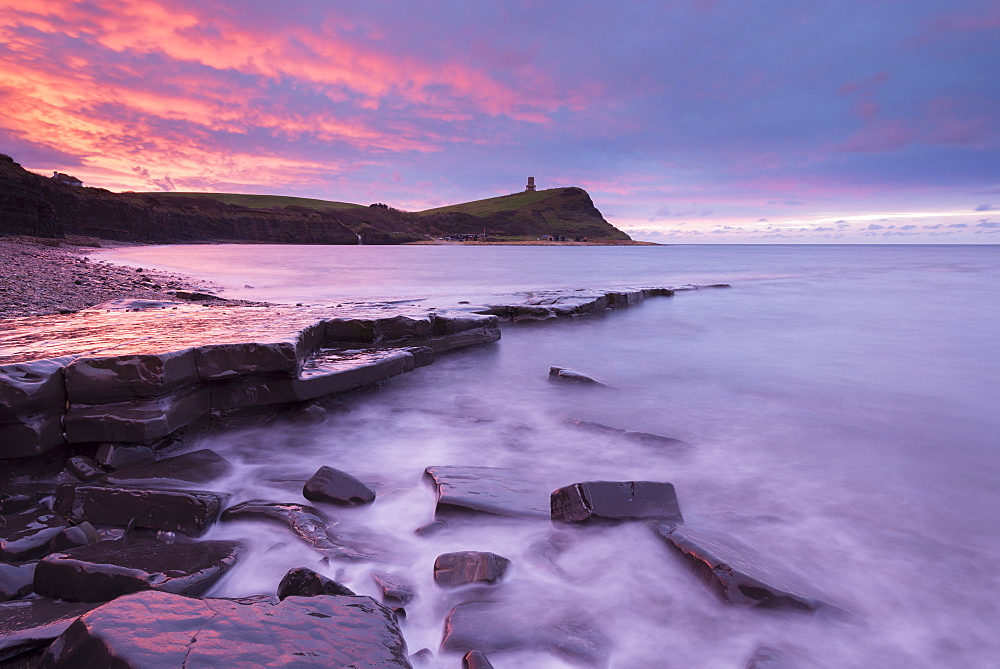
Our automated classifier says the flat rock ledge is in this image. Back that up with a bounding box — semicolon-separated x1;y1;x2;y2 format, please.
0;284;711;459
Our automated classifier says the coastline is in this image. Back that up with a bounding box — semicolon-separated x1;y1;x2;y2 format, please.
0;237;268;319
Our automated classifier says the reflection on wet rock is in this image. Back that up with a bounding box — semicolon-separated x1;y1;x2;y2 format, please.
371;570;417;605
34;537;244;603
551;481;683;525
658;524;826;610
54;484;230;537
37;590;411;667
64;455;105;482
102;449;232;488
303;465;376;506
424;466;550;518
433;551;511;587
277;566;356;599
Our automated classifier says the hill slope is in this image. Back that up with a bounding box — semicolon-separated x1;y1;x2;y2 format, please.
0;153;631;243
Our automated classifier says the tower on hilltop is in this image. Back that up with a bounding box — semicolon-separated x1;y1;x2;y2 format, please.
525;176;536;192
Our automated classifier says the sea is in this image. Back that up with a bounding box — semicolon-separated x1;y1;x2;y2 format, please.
100;244;1000;668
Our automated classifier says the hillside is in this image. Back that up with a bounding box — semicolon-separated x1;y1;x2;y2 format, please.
0;153;631;243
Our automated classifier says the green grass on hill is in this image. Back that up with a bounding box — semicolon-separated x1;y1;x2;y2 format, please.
416;189;562;216
151;192;365;211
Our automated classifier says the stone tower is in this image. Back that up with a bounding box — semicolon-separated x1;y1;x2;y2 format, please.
525;176;536;192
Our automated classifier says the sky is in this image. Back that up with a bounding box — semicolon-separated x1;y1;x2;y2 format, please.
1;0;998;243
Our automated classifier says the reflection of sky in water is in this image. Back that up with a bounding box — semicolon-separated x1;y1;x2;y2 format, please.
114;245;999;668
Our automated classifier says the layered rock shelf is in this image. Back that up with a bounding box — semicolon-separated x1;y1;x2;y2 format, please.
0;284;727;459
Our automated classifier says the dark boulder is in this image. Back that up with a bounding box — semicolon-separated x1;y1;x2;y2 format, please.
548;366;610;387
38;590;411;667
371;570;417;605
54;484;230;536
94;444;156;470
33;537;243;603
220;499;378;560
551;481;683;525
101;449;232;487
277;567;355;599
0;598;101;662
0;506;70;561
442;600;610;668
302;465;376;506
434;551;510;587
424;466;550;518
657;524;825;610
0;563;35;601
463;650;495;669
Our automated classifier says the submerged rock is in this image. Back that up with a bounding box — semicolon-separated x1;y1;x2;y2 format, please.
0;598;101;662
442;600;610;668
54;484;230;537
0;506;70;561
33;537;243;603
563;418;689;449
548;366;610;387
276;567;355;599
433;551;510;587
551;481;683;525
38;590;410;667
220;499;379;560
657;524;826;610
424;466;550;518
302;465;376;506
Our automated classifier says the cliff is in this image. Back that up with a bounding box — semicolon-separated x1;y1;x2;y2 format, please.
0;154;630;243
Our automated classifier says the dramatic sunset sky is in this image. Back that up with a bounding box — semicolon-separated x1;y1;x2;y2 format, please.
1;0;998;242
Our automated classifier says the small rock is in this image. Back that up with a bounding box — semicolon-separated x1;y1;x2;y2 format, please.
0;507;70;561
0;563;35;602
302;465;376;506
424;466;549;518
277;567;355;599
434;551;510;587
464;650;496;669
48;522;100;551
548;366;609;387
94;444;156;470
65;456;106;482
371;571;417;605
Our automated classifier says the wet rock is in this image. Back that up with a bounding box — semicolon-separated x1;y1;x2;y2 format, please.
657;524;825;610
551;481;683;525
94;444;156;470
563;418;689;449
34;537;244;603
409;648;435;667
0;598;101;662
54;484;230;537
464;650;495;669
0;506;70;561
0;481;55;515
65;387;211;444
371;570;417;605
548;366;609;387
102;449;232;487
303;465;376;506
442;601;610;668
425;466;550;518
434;551;510;587
64;349;198;404
0;359;67;458
38;590;410;667
220;499;377;560
171;289;217;301
414;519;448;537
277;567;355;599
403;345;435;368
48;521;100;551
65;455;105;482
0;563;35;601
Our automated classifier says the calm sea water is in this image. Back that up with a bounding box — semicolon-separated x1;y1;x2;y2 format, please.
101;244;1000;668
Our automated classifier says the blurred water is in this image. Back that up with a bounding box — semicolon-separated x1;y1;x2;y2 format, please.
104;244;1000;668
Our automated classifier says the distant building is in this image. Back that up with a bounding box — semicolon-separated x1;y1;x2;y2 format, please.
52;172;83;187
525;176;536;192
